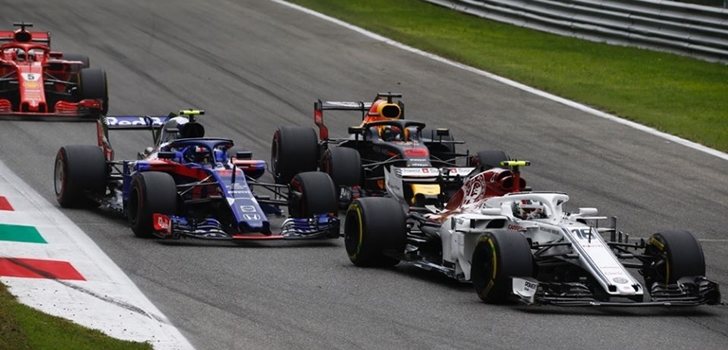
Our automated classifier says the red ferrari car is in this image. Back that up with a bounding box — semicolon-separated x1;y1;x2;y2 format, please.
0;22;107;119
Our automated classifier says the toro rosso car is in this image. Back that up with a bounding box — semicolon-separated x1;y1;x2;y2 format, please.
272;92;506;208
345;161;721;306
53;110;339;240
0;23;107;119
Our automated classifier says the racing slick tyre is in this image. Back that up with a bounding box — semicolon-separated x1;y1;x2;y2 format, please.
344;197;407;267
287;171;337;218
79;68;109;115
321;147;361;187
64;53;90;68
471;231;533;304
642;230;706;287
472;150;509;171
128;172;178;238
271;126;318;184
54;145;107;208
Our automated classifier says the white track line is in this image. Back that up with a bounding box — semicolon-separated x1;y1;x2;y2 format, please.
271;0;728;162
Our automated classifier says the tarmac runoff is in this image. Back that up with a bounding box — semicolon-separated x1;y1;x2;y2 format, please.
0;160;193;350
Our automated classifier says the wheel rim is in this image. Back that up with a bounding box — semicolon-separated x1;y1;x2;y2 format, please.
54;157;65;196
344;204;364;259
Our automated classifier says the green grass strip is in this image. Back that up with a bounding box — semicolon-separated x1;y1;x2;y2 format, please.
0;224;47;244
289;0;728;152
0;283;151;350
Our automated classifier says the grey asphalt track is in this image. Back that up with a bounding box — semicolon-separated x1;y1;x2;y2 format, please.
1;0;727;349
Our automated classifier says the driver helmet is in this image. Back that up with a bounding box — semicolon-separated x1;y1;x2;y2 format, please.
184;145;209;164
512;199;546;220
161;116;205;143
379;125;402;141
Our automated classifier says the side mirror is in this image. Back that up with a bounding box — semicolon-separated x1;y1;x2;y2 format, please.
480;207;502;216
158;151;176;160
236;151;252;160
348;126;365;135
577;207;598;216
436;128;450;137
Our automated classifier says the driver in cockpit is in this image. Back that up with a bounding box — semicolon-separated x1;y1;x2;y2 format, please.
512;200;547;220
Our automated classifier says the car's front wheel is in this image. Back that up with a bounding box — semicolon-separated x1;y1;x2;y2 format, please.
642;230;706;288
471;231;533;304
344;197;406;267
128;172;178;238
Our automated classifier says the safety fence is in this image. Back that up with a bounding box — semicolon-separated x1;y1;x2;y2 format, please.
424;0;728;63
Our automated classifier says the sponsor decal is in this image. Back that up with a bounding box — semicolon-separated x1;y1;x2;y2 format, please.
507;224;524;232
24;81;39;89
152;214;171;233
105;116;164;126
612;277;629;284
243;213;261;221
571;228;593;240
398;167;438;177
240;205;256;212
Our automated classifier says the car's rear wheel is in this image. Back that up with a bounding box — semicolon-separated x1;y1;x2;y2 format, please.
271;126;318;184
79;68;108;114
54;145;107;208
321;147;361;187
128;172;178;238
642;230;706;287
287;171;337;218
471;231;533;304
344;197;406;267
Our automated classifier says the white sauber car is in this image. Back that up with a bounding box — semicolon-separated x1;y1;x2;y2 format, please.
345;161;721;306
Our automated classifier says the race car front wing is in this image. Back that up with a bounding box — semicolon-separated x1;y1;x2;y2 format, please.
151;213;340;241
511;276;721;306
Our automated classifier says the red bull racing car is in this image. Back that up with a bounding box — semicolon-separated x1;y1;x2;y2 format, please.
0;22;107;119
271;92;508;208
53;110;339;240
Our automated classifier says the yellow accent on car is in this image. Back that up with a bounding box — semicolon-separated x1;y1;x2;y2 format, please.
377;102;401;119
348;204;364;260
410;184;440;204
484;237;497;296
500;160;530;167
649;237;665;251
179;109;205;116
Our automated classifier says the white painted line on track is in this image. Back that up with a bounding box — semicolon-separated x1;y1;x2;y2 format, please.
0;160;194;350
271;0;728;162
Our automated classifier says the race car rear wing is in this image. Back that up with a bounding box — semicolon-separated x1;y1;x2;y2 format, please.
0;22;51;44
97;115;168;161
314;92;404;140
0;31;50;44
104;115;167;130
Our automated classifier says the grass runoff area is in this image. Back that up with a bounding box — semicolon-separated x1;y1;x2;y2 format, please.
0;283;151;350
290;0;728;152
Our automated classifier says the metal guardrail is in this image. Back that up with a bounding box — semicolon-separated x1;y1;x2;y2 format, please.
424;0;728;63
